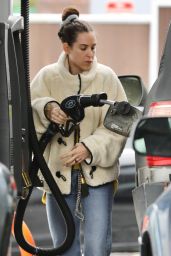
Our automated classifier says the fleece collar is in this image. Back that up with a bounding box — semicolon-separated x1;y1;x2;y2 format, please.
57;52;98;87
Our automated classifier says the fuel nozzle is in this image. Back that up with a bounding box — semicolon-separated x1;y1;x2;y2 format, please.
60;92;108;123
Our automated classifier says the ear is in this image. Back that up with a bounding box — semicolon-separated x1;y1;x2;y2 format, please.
63;43;70;54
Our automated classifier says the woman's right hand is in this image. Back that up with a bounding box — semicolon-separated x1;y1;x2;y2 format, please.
44;102;68;125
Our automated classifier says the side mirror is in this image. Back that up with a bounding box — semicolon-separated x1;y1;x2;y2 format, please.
118;75;147;106
133;117;171;157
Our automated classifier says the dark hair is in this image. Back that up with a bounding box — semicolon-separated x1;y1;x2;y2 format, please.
58;7;93;46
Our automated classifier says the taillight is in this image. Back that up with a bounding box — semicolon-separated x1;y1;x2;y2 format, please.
147;156;171;167
147;101;171;167
148;101;171;117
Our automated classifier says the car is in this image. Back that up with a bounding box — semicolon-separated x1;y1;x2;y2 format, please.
141;184;171;256
132;19;171;256
141;182;171;256
0;163;16;256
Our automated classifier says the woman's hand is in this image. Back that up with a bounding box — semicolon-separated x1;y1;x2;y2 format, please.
60;143;90;167
45;102;68;125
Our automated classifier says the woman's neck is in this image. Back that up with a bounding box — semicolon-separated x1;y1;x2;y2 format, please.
67;55;81;75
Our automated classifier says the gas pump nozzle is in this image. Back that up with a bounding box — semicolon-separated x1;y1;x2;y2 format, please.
60;92;108;123
60;92;131;121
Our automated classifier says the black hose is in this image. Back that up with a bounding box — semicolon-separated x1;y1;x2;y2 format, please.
14;124;75;255
14;1;75;255
21;0;30;90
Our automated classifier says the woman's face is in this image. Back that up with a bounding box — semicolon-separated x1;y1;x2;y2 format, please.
64;31;97;75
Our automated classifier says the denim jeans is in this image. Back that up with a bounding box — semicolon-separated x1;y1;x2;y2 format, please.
46;171;114;256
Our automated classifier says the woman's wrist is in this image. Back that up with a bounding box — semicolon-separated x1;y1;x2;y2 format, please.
44;101;59;121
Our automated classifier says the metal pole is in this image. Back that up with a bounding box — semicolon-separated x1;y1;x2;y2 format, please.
0;0;12;22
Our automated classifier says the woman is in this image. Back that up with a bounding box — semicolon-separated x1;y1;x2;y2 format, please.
31;7;127;256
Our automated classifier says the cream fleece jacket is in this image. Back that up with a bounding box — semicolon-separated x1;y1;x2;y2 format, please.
31;52;127;194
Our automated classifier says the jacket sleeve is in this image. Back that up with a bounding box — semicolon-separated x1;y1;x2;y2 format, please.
81;71;128;168
31;68;57;134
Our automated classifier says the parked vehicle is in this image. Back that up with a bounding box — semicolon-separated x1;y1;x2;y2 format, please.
132;19;171;256
0;163;16;256
141;183;171;256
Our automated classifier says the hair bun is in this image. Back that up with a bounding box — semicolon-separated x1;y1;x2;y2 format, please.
62;7;79;22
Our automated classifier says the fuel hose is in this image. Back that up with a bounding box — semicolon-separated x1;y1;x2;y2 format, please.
13;1;75;255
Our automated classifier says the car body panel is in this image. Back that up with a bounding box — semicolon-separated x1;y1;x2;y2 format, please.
141;184;171;256
0;163;16;256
